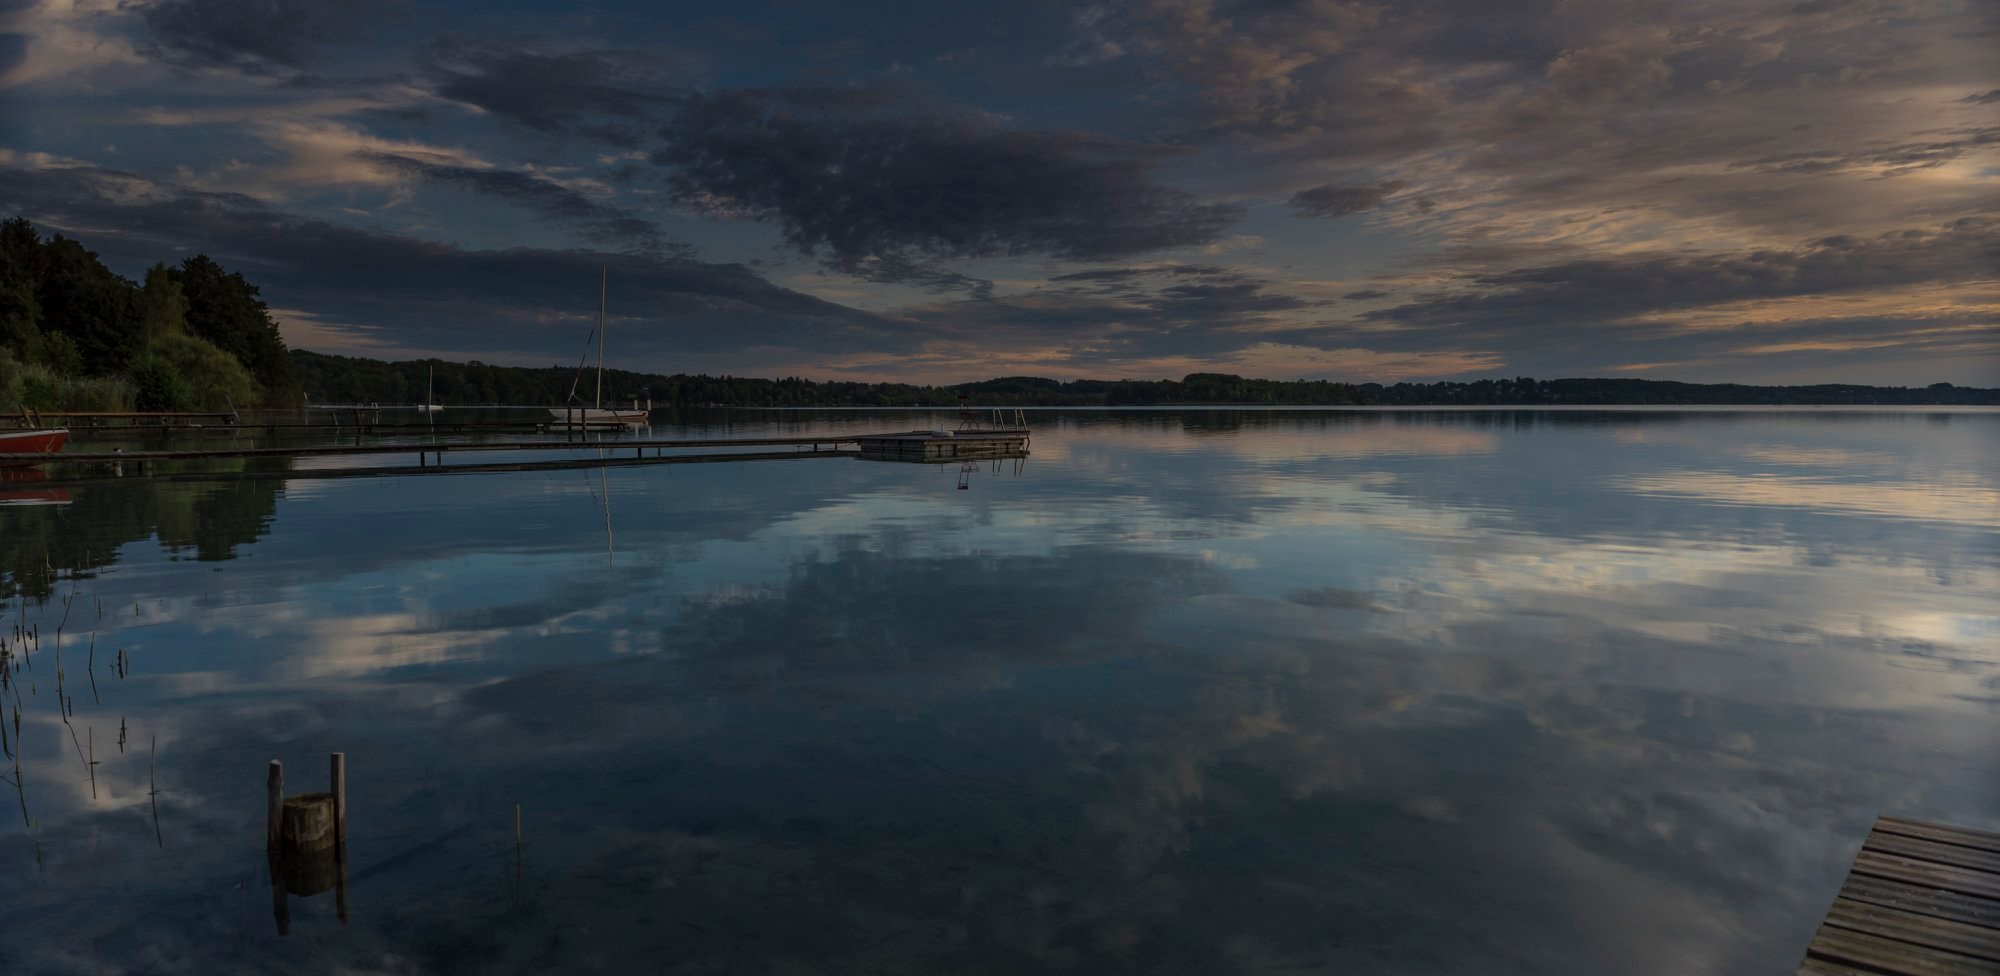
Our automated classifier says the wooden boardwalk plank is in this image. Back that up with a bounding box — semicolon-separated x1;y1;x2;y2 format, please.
1868;829;2000;876
1852;850;2000;901
1823;897;2000;962
1841;874;2000;931
1877;817;2000;855
1804;926;2000;976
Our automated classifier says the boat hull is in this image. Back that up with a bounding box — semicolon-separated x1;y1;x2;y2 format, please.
0;428;68;464
548;408;649;426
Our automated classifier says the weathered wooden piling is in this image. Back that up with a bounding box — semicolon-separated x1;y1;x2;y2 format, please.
279;792;337;852
266;754;353;934
268;755;348;852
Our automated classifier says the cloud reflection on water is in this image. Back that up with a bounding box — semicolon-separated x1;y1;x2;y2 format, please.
0;408;1995;975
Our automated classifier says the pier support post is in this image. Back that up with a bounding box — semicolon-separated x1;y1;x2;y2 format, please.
270;852;290;936
330;752;346;854
266;760;283;851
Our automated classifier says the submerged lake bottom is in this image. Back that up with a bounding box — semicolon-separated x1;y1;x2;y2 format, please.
3;407;1997;975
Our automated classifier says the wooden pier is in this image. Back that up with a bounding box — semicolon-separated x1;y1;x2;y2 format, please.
1798;815;2000;974
0;433;863;469
0;429;1033;480
8;409;238;428
854;428;1031;462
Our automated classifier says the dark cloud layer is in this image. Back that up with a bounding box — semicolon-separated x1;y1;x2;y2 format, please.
0;162;903;362
1290;180;1407;218
418;35;684;137
892;263;1317;368
654;88;1243;284
354;150;684;255
1370;219;2000;332
141;0;401;75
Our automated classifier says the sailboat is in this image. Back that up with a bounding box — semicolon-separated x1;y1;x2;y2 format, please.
417;365;444;413
551;268;650;428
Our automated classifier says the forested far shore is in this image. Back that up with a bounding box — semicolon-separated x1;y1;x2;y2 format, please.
294;350;2000;408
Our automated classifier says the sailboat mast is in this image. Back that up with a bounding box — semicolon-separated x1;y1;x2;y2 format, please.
595;266;606;410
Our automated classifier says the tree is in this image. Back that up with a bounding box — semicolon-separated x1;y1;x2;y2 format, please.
25;330;83;376
146;332;259;411
35;235;142;373
139;263;188;345
0;220;41;356
174;255;300;403
0;277;40;355
131;354;194;411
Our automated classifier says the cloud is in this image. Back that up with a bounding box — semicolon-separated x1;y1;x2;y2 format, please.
1728;126;2000;178
353;149;685;255
0;159;911;366
417;34;685;137
1072;0;2000;256
140;0;401;76
1290;180;1407;218
1303;218;2000;378
1368;218;2000;334
0;0;148;89
655;87;1243;283
876;264;1397;379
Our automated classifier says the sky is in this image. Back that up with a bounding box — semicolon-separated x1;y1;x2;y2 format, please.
0;0;1995;385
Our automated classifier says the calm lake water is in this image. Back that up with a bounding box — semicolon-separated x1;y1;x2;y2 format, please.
3;408;1997;975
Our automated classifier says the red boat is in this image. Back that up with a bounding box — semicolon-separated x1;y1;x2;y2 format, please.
0;427;69;465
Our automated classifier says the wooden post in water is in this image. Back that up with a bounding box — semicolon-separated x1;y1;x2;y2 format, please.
266;760;283;851
270;852;290;936
330;752;346;853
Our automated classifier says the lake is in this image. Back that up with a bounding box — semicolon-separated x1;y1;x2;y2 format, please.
3;408;1997;975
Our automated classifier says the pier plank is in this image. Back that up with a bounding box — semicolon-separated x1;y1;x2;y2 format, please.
1840;874;2000;930
1867;830;2000;876
1876;817;2000;854
1805;927;1998;976
1822;898;2000;962
1852;850;2000;901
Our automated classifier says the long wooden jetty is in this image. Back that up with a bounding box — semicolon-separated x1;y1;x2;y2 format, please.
0;433;859;467
0;428;1031;477
1798;815;2000;974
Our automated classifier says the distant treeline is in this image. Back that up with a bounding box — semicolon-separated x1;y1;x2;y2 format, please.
293;351;1998;407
